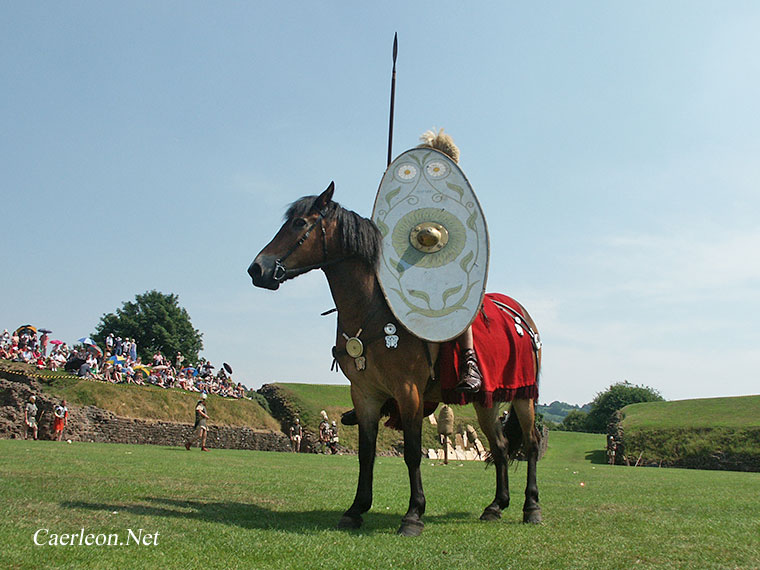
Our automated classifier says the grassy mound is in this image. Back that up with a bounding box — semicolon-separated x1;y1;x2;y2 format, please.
268;382;498;453
1;360;280;430
619;395;760;471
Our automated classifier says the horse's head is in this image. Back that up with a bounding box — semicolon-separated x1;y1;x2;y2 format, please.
248;182;337;290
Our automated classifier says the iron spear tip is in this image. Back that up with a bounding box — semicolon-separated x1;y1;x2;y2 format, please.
393;32;398;63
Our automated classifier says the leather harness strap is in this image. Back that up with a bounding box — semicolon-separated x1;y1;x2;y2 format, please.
273;207;331;282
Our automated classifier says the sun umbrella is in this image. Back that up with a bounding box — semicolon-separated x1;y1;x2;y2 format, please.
152;365;169;371
181;367;198;377
15;325;37;336
39;328;52;334
77;337;97;346
133;365;152;376
108;355;126;363
223;363;233;374
50;340;64;346
86;344;103;356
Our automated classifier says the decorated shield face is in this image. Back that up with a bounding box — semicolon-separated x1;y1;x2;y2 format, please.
372;147;489;342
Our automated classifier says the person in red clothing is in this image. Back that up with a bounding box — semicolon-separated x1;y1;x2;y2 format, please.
52;400;68;441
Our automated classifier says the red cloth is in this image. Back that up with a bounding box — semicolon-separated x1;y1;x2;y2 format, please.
437;293;538;407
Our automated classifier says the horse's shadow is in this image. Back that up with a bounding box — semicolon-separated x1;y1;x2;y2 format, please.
62;497;475;534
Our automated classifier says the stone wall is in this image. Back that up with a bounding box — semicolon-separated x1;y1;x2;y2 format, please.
0;372;290;451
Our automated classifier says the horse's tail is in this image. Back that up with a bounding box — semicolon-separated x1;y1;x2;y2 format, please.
504;404;524;461
483;404;525;467
418;128;460;164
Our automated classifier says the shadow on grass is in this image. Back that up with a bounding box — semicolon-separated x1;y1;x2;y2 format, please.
584;449;607;465
62;497;476;535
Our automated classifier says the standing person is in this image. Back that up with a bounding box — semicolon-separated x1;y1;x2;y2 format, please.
289;418;303;452
328;421;339;454
53;400;68;441
40;331;49;357
129;339;137;363
318;410;330;454
105;333;114;355
24;395;38;440
185;393;210;451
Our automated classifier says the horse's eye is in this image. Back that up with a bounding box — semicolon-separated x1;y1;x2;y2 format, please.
293;218;307;229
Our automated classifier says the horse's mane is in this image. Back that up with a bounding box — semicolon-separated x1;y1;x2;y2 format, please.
285;196;382;269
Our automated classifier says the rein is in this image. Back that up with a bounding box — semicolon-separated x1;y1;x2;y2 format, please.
273;207;335;282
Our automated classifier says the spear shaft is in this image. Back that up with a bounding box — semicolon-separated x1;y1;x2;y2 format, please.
387;32;398;167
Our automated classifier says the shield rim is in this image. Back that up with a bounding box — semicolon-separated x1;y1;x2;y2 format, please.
371;147;490;343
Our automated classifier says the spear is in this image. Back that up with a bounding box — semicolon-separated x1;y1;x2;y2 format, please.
387;32;398;167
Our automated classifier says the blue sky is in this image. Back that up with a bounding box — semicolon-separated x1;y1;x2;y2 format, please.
2;2;758;405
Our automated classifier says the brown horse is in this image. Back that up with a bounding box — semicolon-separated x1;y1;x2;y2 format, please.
248;182;542;536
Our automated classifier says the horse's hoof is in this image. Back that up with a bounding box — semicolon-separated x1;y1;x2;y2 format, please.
479;507;502;521
523;508;542;524
337;514;363;529
397;518;424;537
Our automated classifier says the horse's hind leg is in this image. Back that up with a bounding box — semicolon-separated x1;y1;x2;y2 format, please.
338;391;382;530
512;398;542;523
474;403;510;521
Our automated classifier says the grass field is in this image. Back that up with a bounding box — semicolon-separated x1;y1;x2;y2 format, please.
2;432;758;569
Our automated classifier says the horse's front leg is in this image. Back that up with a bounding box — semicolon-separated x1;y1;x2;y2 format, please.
396;384;425;536
338;390;381;530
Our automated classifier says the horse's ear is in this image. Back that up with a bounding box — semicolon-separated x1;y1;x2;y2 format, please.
315;182;335;211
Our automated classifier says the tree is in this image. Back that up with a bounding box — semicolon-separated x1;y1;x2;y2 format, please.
585;381;664;433
560;410;589;432
92;290;203;364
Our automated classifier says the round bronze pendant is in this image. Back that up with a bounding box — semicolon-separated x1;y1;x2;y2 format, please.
345;337;364;358
410;221;449;253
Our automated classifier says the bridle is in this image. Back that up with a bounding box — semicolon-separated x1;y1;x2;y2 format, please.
272;207;331;282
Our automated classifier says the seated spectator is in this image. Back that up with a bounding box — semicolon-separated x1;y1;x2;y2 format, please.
78;361;92;378
19;348;33;363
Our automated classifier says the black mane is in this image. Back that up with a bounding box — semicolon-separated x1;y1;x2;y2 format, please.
285;196;382;268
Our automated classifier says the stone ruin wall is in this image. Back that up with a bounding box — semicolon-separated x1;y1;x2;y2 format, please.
0;372;290;452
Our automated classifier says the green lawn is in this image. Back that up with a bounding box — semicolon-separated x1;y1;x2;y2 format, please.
2;432;758;569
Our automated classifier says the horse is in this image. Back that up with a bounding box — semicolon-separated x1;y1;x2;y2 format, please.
248;182;542;536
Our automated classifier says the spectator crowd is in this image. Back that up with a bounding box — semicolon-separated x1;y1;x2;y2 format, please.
1;327;246;400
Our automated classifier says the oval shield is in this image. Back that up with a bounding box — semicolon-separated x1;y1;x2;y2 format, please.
372;147;489;342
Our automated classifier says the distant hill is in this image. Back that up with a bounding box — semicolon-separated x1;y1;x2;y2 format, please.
537;400;592;424
615;395;760;471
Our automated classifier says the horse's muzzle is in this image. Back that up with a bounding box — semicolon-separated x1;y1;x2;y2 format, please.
248;255;280;290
